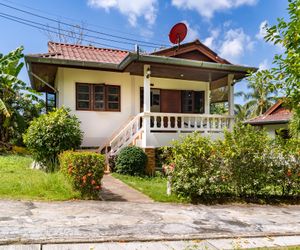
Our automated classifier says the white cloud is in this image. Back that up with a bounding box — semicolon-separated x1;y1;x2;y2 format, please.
258;59;269;70
203;29;220;50
182;21;199;42
256;20;268;40
87;0;158;26
219;28;254;63
171;0;257;19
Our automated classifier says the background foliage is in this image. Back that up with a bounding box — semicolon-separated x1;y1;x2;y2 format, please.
0;47;44;147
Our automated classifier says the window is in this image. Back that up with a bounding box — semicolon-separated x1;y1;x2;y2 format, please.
181;91;194;113
76;83;120;111
93;85;105;110
46;92;56;113
182;91;205;114
76;84;91;110
107;85;120;111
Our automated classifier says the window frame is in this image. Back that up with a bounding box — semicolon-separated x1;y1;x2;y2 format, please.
76;83;121;112
106;84;121;112
93;84;106;111
76;83;91;111
46;92;56;113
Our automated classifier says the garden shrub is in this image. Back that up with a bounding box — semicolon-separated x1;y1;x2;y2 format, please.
221;124;272;196
170;132;224;200
267;138;300;196
115;146;147;176
23;107;83;172
59;151;105;199
167;124;300;203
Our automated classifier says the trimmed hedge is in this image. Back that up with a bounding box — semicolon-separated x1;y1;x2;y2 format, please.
60;151;105;199
169;124;300;202
115;146;147;176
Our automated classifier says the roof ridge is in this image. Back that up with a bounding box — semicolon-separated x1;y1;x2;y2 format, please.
47;41;129;53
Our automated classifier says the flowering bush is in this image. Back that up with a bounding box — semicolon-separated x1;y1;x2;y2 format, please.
167;124;300;202
59;151;105;199
162;163;175;176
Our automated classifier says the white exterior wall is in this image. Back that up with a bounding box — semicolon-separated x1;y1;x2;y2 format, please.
260;124;289;138
55;67;210;147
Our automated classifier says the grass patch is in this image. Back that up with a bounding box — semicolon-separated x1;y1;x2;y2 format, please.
112;173;186;203
0;154;80;201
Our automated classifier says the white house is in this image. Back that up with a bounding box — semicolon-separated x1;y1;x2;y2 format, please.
25;40;256;171
246;100;292;138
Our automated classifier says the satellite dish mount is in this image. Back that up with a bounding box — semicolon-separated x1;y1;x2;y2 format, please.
169;22;188;50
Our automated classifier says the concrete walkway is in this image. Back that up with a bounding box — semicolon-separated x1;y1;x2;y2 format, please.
100;174;153;202
0;200;299;245
3;236;300;249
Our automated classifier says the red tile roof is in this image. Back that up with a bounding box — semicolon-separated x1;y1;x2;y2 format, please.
246;100;292;125
30;42;130;64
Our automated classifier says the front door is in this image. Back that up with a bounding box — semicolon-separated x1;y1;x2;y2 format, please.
160;89;181;113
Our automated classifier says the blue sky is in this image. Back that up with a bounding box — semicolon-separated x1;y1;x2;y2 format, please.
0;0;288;104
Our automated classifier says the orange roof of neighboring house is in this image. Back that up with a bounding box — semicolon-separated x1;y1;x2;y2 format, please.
246;100;292;125
29;41;130;65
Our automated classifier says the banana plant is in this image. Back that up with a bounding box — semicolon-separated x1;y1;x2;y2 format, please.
0;46;44;144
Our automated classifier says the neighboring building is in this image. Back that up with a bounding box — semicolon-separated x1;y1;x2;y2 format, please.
245;100;292;138
25;40;256;170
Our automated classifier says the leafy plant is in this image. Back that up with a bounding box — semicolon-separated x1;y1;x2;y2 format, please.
170;133;226;200
115;146;147;176
167;124;300;202
23;107;83;172
221;124;271;196
239;70;277;118
0;46;44;146
60;151;105;199
265;0;300;133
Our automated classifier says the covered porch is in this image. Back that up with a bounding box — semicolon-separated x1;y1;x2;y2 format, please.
109;56;252;154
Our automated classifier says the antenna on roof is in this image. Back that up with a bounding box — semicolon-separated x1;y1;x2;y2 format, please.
169;22;188;50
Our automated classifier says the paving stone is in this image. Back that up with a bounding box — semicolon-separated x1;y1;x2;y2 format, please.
0;200;299;244
100;174;153;202
0;245;40;250
207;236;300;249
43;241;213;250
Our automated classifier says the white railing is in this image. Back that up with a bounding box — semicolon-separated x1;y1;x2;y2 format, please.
109;112;234;155
145;112;234;133
109;113;143;155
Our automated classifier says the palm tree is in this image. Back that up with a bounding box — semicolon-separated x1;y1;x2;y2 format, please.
241;70;277;118
234;103;251;121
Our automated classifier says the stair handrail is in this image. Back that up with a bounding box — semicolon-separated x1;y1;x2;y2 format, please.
109;113;144;154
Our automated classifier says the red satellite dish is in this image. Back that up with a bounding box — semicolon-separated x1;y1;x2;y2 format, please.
169;22;188;45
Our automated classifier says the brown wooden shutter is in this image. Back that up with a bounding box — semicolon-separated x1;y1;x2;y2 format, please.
160;90;181;113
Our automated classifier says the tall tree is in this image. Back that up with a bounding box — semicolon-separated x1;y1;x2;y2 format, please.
242;69;277;118
265;0;300;134
234;103;251;121
0;47;44;145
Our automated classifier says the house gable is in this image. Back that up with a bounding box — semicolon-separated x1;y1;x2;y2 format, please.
152;39;231;64
246;100;292;125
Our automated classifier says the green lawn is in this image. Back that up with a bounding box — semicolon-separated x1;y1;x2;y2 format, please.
0;154;80;201
112;173;185;203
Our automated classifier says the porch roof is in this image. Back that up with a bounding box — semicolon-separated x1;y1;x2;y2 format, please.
25;42;257;92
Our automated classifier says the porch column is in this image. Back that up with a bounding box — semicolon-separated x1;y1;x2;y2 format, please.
142;65;151;148
228;74;234;129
